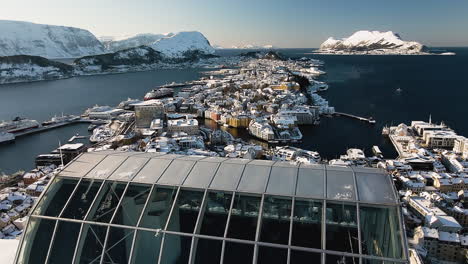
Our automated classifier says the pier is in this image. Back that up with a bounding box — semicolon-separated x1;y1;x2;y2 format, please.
13;119;105;138
334;112;376;124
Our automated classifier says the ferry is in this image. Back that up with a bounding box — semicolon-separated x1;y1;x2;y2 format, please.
0;131;15;144
42;114;79;126
144;88;174;101
0;117;40;133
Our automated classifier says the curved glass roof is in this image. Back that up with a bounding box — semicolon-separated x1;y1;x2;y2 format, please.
15;152;408;264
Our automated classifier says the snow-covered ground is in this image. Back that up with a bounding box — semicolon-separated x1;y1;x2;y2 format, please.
318;30;428;55
0;20;105;58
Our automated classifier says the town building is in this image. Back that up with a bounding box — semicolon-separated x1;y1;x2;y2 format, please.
134;102;165;128
167;118;199;135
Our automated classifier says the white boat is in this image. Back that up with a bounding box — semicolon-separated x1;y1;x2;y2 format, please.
0;117;40;133
0;132;15;143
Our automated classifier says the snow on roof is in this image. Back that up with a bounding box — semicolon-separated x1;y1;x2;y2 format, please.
438;231;460;243
58;143;84;150
0;239;19;264
421;227;438;239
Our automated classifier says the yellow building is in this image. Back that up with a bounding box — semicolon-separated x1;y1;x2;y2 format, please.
271;82;300;91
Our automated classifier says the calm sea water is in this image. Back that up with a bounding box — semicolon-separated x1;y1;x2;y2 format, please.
1;48;467;173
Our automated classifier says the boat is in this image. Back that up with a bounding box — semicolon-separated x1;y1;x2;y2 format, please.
42;114;79;126
0;117;40;133
117;98;141;110
0;131;15;144
88;124;97;131
144;88;174;101
160;82;186;88
395;87;402;94
368;117;376;124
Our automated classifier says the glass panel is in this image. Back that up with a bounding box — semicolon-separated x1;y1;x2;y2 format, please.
237;165;271;193
296;168;325;198
112;184;151;226
60;153;106;177
76;224;108;264
107;156;149;181
223;242;254;264
292;199;322;249
85;155;128;179
290;250;322;264
209;163;245;191
102;227;135;264
257;246;288;264
199;191;232;237
157;160;195;185
130;230;163;264
139;186;177;229
326;169;355;200
194;238;223;264
16;218;55;264
60;179;103;220
166;189;204;233
360;206;403;259
260;196;292;245
326;254;359;264
160;234;192;264
48;221;81;264
132;158;172;183
326;203;359;253
182;161;219;188
356;172;396;204
86;182;127;223
227;194;261;241
33;178;78;216
266;166;297;196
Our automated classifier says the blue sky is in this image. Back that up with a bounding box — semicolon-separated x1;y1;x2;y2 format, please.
1;0;467;47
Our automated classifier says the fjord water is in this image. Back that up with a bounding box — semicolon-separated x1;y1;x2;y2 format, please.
1;48;468;173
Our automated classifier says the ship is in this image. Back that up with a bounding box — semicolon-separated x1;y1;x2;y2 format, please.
0;131;15;144
144;88;174;101
0;117;40;133
42;114;79;126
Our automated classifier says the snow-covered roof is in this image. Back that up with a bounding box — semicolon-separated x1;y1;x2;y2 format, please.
438;231;460;243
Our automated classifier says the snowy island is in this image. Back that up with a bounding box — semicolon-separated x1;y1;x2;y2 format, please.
317;30;429;55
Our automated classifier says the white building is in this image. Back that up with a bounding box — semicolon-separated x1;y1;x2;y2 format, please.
167;119;199;135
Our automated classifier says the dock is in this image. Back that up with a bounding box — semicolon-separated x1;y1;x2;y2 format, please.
13;119;105;138
334;112;376;124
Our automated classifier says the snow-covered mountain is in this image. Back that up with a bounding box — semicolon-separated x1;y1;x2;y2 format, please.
150;31;215;58
0;20;105;58
100;33;174;52
0;55;74;84
319;30;427;54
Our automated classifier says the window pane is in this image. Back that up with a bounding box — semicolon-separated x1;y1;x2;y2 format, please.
166;189;204;233
290;250;322;264
360;206;403;259
76;224;108;264
130;230;163;264
139;186;177;229
112;184;151;226
199;191;232;237
227;194;261;241
326;169;355;201
257;246;287;264
157;160;195;185
33;178;78;216
237;165;271;193
223;242;254;264
160;234;192;264
48;221;81;264
107;156;149;181
102;227;135;264
85;155;128;179
326;203;359;253
86;182;127;223
16;218;55;264
60;179;103;220
260;196;292;245
291;199;322;249
326;254;359;264
194;238;223;264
